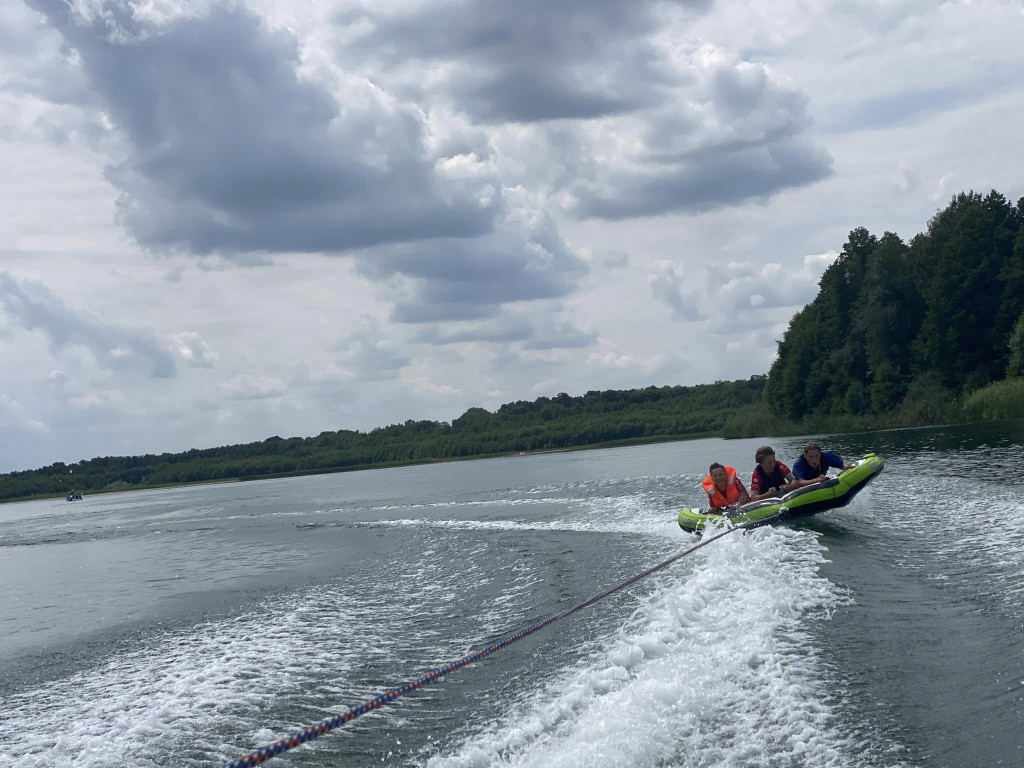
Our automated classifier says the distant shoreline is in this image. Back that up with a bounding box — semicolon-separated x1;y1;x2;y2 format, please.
1;431;718;505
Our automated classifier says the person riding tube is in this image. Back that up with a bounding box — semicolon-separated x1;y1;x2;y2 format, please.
792;441;854;487
749;446;797;501
702;462;750;512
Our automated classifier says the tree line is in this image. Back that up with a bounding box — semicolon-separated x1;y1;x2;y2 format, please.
0;379;766;501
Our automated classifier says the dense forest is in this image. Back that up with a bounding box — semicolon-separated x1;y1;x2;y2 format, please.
0;378;765;501
4;190;1022;502
761;190;1024;426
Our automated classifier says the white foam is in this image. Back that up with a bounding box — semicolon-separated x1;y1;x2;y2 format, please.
349;490;682;541
2;587;360;767
421;527;886;768
1;538;550;768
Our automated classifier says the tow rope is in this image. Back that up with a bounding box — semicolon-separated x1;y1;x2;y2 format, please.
222;518;758;768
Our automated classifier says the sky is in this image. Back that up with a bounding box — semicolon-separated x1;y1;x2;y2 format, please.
1;0;1022;473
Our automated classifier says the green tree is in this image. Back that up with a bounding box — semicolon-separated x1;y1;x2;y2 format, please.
914;191;1018;388
843;380;869;415
855;232;923;377
1007;310;1024;378
870;362;905;412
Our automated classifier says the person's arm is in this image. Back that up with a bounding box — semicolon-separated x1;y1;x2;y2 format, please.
790;466;823;489
774;462;798;493
734;477;751;505
749;470;774;501
790;459;816;487
824;451;853;470
781;471;798;492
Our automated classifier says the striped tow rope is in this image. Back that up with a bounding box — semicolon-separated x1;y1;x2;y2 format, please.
222;518;757;768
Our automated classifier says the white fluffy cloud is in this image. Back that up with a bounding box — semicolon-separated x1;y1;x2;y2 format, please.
171;331;218;368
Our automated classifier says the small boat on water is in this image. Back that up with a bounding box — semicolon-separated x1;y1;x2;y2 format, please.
66;492;83;502
677;453;884;533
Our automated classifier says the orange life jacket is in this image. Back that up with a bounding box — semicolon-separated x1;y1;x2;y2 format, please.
702;466;741;509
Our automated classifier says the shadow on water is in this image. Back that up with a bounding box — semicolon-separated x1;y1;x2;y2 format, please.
789;515;858;541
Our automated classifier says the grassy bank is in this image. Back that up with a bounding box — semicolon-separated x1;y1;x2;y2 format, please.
720;381;967;439
961;378;1024;421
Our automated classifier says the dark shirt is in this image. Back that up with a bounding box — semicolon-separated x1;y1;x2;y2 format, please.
792;451;845;480
750;461;792;494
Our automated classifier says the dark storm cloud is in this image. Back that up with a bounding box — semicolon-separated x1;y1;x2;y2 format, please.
0;272;176;378
26;0;500;255
339;0;710;123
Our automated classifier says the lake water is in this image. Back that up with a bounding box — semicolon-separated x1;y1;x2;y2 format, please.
1;423;1022;767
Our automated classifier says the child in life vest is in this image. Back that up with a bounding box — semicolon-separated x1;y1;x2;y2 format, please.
702;463;750;510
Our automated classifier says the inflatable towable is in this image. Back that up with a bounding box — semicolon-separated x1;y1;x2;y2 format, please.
678;453;884;533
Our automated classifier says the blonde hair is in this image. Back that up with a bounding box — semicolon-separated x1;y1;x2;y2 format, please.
803;441;822;455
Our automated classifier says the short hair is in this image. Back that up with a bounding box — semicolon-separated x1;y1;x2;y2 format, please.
708;462;725;473
754;445;775;463
803;441;822;455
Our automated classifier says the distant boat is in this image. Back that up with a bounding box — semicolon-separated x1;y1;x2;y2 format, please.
66;492;83;502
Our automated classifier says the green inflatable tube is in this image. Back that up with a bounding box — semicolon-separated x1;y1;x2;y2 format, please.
677;453;885;533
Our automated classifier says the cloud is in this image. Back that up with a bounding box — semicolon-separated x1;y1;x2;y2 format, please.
702;250;839;333
170;331;218;368
0;393;48;432
413;317;532;346
587;350;638;370
356;193;588;323
340;0;711;123
339;5;831;219
66;388;128;410
566;45;832;219
334;316;410;381
411;376;462;397
0;271;176;377
26;1;501;256
412;306;596;350
523;318;597;351
892;160;918;194
822;84;965;133
649;259;702;322
930;172;955;202
219;373;285;400
586;347;692;383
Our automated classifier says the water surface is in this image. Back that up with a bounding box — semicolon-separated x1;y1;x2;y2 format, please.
1;423;1022;767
